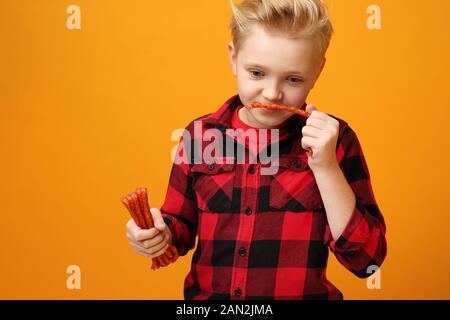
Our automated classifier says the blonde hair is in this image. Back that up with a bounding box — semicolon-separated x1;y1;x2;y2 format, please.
230;0;333;57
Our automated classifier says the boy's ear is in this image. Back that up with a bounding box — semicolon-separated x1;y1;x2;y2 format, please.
228;42;237;76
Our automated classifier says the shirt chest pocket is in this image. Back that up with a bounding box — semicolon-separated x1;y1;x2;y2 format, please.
191;159;236;213
269;155;324;212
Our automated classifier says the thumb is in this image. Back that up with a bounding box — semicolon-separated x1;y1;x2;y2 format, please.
306;104;318;114
150;208;166;231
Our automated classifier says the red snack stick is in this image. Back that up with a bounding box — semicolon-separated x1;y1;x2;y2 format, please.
248;102;311;118
128;193;161;270
135;188;166;268
157;253;170;267
122;188;179;270
248;102;313;157
127;194;146;228
136;187;179;267
166;246;179;262
123;193;158;269
131;193;148;229
122;197;139;225
152;259;161;270
164;246;174;260
136;188;154;229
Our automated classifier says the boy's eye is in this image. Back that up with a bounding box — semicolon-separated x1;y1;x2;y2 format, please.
249;70;264;78
288;77;304;84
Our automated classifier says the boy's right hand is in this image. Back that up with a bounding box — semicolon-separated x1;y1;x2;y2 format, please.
126;208;172;259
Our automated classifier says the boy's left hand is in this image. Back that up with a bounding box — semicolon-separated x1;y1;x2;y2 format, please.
301;104;340;172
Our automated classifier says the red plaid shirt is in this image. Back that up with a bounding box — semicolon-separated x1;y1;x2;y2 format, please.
160;95;387;300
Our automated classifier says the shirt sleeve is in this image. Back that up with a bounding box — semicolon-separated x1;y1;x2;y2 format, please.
324;124;387;278
160;134;198;256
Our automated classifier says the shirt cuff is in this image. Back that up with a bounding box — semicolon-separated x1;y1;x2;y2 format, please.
326;197;372;254
161;213;190;256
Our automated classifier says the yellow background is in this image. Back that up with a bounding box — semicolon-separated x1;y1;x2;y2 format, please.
1;0;449;299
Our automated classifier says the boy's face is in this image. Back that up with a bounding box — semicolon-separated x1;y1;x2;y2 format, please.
229;24;325;129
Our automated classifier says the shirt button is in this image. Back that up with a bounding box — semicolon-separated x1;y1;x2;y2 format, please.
234;288;241;297
248;166;255;174
245;207;252;215
239;248;247;257
207;163;215;170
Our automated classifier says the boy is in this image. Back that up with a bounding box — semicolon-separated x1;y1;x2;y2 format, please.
126;0;387;299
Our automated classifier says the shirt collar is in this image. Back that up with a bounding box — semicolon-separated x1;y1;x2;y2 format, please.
202;94;307;138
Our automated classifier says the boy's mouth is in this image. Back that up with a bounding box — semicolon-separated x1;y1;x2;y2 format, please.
248;102;310;118
258;107;280;115
248;102;283;115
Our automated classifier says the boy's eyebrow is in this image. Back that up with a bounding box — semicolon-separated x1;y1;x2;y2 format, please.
243;62;309;76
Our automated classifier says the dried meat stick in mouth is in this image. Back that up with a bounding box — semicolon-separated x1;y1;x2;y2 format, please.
248;102;313;157
248;102;311;118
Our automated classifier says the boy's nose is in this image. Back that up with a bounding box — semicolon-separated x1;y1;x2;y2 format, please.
262;87;282;102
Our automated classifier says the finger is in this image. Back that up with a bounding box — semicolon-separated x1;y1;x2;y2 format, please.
130;241;163;258
126;218;141;234
127;231;142;246
135;227;160;241
130;242;151;257
126;220;144;244
128;230;160;248
325;120;340;136
149;244;169;259
305;104;318;114
136;250;151;258
305;103;326;120
305;117;327;130
147;238;169;257
309;110;329;121
302;125;322;138
301;136;318;150
147;234;169;255
150;208;166;232
139;232;166;249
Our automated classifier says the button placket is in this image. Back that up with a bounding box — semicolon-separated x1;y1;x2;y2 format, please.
231;163;258;300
